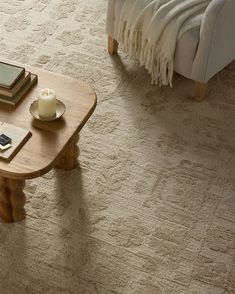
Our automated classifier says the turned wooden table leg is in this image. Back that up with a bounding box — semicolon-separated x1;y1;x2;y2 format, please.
0;178;13;222
56;133;80;170
0;178;26;223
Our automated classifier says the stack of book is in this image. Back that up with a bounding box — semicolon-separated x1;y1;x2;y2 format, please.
0;61;37;106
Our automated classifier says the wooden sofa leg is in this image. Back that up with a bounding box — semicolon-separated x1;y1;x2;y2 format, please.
108;36;119;54
195;82;207;102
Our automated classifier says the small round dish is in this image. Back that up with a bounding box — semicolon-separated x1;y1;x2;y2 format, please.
30;99;66;121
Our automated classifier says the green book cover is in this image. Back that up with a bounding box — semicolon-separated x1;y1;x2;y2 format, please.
0;62;25;88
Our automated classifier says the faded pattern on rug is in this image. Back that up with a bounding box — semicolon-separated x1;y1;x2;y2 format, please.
0;0;235;293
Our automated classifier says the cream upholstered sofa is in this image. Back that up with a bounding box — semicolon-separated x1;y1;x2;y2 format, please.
106;0;235;101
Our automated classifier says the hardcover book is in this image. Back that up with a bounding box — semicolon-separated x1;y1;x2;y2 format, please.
0;73;38;106
0;72;31;97
0;122;32;162
0;62;25;88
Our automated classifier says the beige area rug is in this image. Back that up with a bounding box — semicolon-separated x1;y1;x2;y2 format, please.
0;0;235;293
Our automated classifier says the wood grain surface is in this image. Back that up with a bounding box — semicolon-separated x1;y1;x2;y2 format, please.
0;59;97;180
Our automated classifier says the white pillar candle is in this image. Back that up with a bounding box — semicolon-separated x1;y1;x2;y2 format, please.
38;88;56;118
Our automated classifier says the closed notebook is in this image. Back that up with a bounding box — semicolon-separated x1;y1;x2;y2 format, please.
0;74;38;106
0;62;25;88
0;72;31;97
0;122;32;162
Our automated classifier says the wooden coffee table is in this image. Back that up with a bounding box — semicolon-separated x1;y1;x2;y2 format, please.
0;61;96;223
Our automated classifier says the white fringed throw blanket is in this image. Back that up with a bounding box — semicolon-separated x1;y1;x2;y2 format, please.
118;0;212;87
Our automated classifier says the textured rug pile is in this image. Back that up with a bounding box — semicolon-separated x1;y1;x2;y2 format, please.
0;0;235;293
